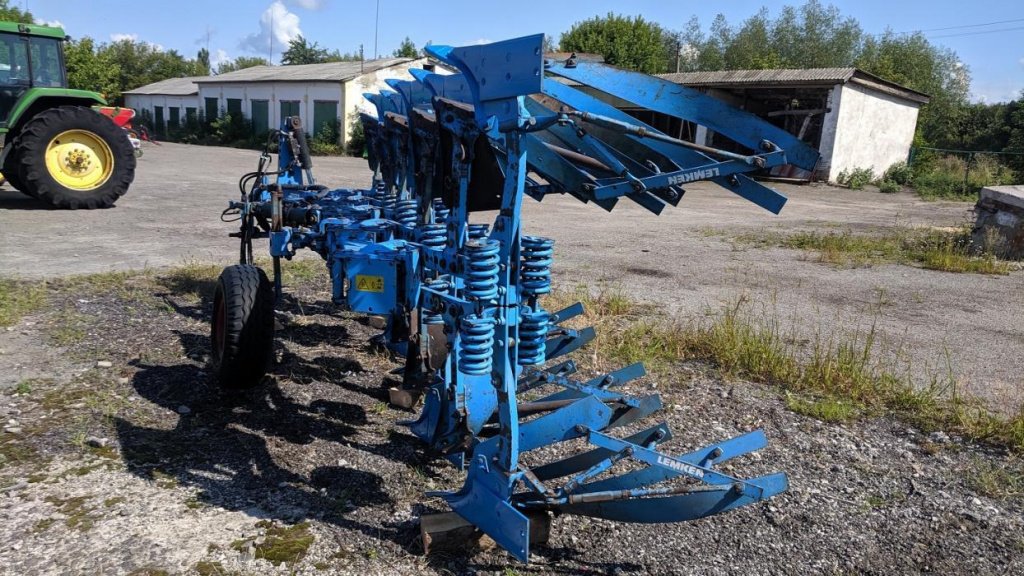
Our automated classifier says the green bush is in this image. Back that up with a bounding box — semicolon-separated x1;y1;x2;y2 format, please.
911;154;1017;201
345;111;366;157
878;179;901;194
309;119;342;156
882;161;913;185
836;166;875;190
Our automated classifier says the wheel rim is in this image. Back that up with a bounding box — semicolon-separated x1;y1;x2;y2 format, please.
45;130;115;191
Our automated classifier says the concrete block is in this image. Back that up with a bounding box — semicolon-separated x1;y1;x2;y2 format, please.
973;185;1024;260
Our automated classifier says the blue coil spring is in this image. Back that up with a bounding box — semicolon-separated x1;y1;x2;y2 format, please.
396;199;417;227
378;193;398;219
432;198;450;224
464;239;500;301
521;235;554;297
422;280;449;325
459;314;495;375
468;224;490;240
419;223;446;249
517;308;550;366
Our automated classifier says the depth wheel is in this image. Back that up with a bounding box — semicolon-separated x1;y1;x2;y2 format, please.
211;264;275;389
16;106;136;209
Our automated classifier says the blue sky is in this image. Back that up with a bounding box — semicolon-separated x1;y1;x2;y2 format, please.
25;0;1024;102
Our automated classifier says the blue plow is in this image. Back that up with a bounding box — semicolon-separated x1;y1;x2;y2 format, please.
215;34;818;562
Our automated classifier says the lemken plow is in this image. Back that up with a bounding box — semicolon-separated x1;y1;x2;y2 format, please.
211;34;819;562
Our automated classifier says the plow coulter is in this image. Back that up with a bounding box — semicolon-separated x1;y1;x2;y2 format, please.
211;34;819;562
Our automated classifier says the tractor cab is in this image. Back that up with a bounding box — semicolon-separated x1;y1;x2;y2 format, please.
0;22;67;125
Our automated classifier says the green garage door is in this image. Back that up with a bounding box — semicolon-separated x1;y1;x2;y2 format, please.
312;100;338;141
251;100;269;134
280;100;300;121
226;98;242;117
204;97;218;121
154;106;164;138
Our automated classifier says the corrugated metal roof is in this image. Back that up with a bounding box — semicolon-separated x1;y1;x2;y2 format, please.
123;76;204;96
657;67;929;104
195;57;417;84
659;68;857;86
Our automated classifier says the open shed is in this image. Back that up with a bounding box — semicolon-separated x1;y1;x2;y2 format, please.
653;68;930;182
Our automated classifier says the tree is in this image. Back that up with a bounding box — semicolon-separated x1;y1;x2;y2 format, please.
0;0;32;22
216;56;269;75
559;13;673;74
99;39;196;102
393;36;418;58
195;48;211;76
64;37;120;97
282;35;325;65
856;31;969;148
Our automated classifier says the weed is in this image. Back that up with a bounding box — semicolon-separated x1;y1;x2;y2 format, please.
878;179;901;194
194;562;231;576
785;394;859;422
252;520;315;566
104;496;126;507
837;166;875;190
156;261;221;299
968;458;1024;500
46;308;91;346
883;161;914;185
0;278;46;327
734;226;1009;275
46;495;96;532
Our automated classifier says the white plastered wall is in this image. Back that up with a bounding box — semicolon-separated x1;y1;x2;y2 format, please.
826;82;921;182
341;58;429;147
123;94;200;125
196;81;344;139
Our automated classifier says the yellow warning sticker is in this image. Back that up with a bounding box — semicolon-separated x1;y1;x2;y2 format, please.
354;274;385;293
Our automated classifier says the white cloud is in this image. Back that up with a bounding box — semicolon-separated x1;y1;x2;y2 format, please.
212;49;230;68
469;38;492;45
110;32;138;42
240;1;302;59
37;19;64;28
288;0;325;9
1019;57;1024;67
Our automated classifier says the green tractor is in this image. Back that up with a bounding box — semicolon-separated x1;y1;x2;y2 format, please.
0;21;135;209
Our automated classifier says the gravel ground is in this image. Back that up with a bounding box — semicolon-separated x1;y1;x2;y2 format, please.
0;268;1021;575
1;142;1020;409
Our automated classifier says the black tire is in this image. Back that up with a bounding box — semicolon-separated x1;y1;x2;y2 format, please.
211;264;275;389
15;106;136;209
1;150;30;196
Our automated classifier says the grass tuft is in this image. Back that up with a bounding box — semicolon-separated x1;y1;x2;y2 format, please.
0;278;46;327
735;226;1010;274
547;287;1024;453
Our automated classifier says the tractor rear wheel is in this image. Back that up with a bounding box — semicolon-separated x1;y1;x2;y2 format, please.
15;106;135;209
1;152;29;196
211;264;275;389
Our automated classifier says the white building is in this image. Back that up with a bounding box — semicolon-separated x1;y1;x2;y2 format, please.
123;76;205;131
124;57;428;146
650;68;930;182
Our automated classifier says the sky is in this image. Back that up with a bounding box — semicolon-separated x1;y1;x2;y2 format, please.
23;0;1024;103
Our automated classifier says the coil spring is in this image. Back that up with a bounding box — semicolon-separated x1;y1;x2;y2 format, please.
378;193;398;219
422;280;449;325
396;199;417;227
468;224;490;240
518;308;550;366
432;198;450;224
521;235;554;297
464;239;500;301
459;314;495;375
419;223;446;249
